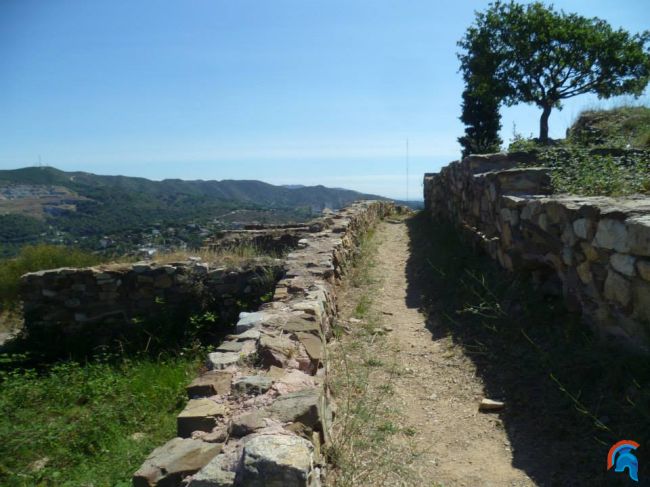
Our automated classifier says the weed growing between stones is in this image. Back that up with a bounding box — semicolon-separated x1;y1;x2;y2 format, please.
409;211;650;485
326;227;419;486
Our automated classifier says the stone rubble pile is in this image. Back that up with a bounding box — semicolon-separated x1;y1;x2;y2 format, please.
424;152;650;349
132;200;394;487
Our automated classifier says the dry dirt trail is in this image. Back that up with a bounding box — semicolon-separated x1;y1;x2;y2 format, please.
335;218;536;486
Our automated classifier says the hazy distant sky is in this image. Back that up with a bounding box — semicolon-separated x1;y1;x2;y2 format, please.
1;0;649;199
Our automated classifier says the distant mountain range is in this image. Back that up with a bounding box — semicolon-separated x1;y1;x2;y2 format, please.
0;166;388;254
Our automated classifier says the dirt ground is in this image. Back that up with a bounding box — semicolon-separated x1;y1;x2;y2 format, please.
334;219;535;486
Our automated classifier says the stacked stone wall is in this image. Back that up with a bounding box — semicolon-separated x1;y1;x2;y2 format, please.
20;260;284;351
131;200;394;486
424;153;650;349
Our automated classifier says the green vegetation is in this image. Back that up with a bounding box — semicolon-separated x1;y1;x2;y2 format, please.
459;1;650;143
0;215;48;245
457;21;504;157
327;223;418;486
568;105;650;149
409;212;650;483
508;105;650;196
0;245;102;307
0;351;200;486
0;166;383;256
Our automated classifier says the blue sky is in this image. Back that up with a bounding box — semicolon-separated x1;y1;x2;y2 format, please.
1;0;649;199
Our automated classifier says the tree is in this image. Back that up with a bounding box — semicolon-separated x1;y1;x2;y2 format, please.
457;23;504;157
460;2;650;143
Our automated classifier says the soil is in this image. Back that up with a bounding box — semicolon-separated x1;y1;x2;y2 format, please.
337;219;535;486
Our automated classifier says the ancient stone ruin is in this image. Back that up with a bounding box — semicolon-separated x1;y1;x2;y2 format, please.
424;152;650;350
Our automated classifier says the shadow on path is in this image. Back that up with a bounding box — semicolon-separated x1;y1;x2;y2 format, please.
403;211;648;486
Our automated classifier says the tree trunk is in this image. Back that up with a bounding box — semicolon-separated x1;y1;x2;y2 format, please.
539;104;552;144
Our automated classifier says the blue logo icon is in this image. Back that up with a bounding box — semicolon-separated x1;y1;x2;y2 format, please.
608;440;640;482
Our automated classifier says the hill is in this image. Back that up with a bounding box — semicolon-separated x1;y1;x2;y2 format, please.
0;166;387;255
566;105;650;148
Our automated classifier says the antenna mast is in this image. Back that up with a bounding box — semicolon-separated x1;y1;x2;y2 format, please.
406;138;409;202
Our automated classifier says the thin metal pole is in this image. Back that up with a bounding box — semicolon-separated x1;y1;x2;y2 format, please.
406;138;409;202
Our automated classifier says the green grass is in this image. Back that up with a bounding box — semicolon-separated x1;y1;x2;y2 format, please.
0;244;103;307
0;352;200;486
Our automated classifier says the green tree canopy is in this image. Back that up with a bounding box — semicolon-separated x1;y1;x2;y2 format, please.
459;1;650;143
457;22;504;157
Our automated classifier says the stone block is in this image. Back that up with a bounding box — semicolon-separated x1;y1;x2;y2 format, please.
186;371;233;398
610;253;636;277
177;399;228;438
133;438;222;487
229;411;267;437
572;218;595;240
637;260;650;281
236;434;314;487
268;388;323;430
233;376;273;396
627;215;650;257
188;454;236;487
633;280;650;323
207;352;240;370
259;335;296;368
593;219;630;253
604;270;632;308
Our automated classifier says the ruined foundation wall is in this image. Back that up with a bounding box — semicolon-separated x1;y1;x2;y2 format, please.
424;152;650;349
131;200;394;487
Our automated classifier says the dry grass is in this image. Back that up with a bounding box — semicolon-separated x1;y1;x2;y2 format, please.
325;228;419;487
152;243;277;267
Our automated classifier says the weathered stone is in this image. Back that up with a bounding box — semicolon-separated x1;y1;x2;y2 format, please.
561;224;577;246
296;333;324;362
576;262;592;285
236;434;314;487
633;280;650;323
225;328;261;341
188;454;236;487
268;388;322;429
610;254;636;277
637;261;650;281
177;399;228;438
133;438;222;487
627;215;650;257
572;218;595;240
604;270;632;307
259;335;296;368
233;376;273;396
479;398;505;412
187;371;233;398
593;219;630;252
283;318;321;335
207;352;240;370
229;411;267;437
580;241;600;262
215;341;245;353
235;311;267;333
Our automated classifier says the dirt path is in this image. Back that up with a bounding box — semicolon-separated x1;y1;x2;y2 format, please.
336;219;536;486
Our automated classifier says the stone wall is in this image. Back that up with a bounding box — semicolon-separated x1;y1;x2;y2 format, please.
132;200;395;487
424;152;650;350
20;259;284;351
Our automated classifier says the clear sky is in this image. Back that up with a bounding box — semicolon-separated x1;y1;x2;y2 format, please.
1;0;649;199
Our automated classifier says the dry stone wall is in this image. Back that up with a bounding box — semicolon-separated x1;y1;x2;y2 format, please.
20;260;284;351
132;200;394;487
424;153;650;350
